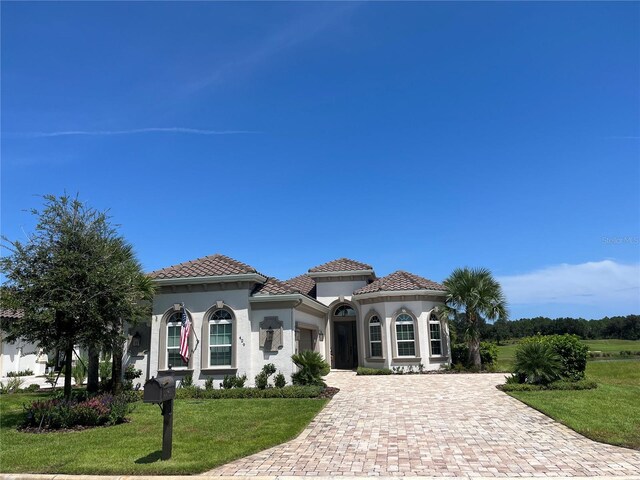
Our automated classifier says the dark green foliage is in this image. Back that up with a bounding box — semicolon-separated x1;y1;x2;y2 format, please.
0;194;155;399
123;364;142;390
543;334;588;381
175;385;324;399
254;364;276;390
451;342;498;368
481;315;640;342
274;372;286;388
291;350;330;387
513;341;562;385
21;393;133;430
6;370;33;377
25;384;40;392
204;378;214;390
179;374;193;388
356;367;392;375
222;374;247;389
443;267;508;368
499;378;597;392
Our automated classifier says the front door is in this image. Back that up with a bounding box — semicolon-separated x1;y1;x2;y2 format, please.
334;321;358;369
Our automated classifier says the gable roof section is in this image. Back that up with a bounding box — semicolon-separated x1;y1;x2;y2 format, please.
353;270;446;295
148;253;259;280
252;277;300;295
308;258;373;273
285;274;316;296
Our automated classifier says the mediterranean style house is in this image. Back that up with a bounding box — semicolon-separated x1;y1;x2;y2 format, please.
127;254;451;387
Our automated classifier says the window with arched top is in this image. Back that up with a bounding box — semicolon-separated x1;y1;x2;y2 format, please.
369;316;382;358
334;305;356;317
395;313;416;357
208;309;233;367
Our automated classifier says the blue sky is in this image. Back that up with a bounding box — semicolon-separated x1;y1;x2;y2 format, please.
2;2;639;320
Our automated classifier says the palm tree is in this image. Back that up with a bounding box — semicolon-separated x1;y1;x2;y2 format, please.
443;267;508;368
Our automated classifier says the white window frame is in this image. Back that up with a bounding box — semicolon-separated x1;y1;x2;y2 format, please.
395;313;416;357
166;316;188;369
429;319;443;356
369;315;383;358
208;309;233;368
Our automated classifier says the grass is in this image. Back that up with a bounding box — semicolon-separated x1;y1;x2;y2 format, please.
496;338;640;371
507;359;640;450
0;393;327;474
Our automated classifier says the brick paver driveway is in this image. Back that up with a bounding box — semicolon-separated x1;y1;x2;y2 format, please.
208;372;640;477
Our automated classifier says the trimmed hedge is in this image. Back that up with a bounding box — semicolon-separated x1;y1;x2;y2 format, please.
356;367;392;376
499;378;597;392
175;385;324;399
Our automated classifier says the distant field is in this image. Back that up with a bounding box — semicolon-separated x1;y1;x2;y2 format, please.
496;339;640;371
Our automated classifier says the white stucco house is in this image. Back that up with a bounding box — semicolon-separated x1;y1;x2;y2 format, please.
130;254;451;387
0;309;48;378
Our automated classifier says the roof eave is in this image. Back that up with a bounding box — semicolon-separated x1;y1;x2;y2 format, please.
353;288;448;300
307;269;375;278
250;293;329;313
152;272;267;286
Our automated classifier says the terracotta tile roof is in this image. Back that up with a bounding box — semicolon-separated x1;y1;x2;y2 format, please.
252;277;299;295
0;309;24;319
286;274;316;296
148;253;259;280
353;270;446;295
308;258;373;273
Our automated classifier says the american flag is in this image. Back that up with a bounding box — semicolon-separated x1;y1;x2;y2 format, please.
179;304;191;363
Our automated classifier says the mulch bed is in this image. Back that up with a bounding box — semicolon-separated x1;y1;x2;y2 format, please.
319;386;340;399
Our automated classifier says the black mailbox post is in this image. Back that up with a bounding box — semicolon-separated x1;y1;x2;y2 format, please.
143;376;176;460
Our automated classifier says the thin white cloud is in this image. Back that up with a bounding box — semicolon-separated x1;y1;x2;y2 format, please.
498;260;640;309
8;127;257;138
187;4;360;92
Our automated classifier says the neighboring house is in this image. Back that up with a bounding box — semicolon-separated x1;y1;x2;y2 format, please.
136;254;450;387
0;309;48;377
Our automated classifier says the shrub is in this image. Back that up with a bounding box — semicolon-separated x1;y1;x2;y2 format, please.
99;360;112;382
21;393;133;430
175;385;323;399
544;334;588;381
255;364;276;390
7;369;34;377
179;374;193;388
45;371;58;389
222;374;247;389
3;377;25;393
499;378;597;392
513;341;562;385
357;367;392;375
204;378;214;390
274;372;286;388
72;360;87;387
123;365;142;390
451;342;498;367
291;351;330;386
25;384;40;392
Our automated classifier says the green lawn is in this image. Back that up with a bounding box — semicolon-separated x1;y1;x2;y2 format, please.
508;359;640;450
0;394;327;474
496;339;640;371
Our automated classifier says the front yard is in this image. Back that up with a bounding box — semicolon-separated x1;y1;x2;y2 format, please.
508;359;640;450
0;394;327;474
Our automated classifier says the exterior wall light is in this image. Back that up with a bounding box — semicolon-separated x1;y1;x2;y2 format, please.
318;331;324;341
266;327;274;343
131;332;142;348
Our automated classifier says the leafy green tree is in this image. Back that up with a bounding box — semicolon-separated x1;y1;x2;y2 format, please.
1;194;154;399
443;267;508;368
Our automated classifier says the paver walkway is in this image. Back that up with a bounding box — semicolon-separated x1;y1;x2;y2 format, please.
207;372;640;477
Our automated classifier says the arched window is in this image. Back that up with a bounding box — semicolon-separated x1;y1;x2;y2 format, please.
166;311;188;368
429;313;442;356
334;305;355;317
395;313;416;357
209;309;233;367
369;316;382;358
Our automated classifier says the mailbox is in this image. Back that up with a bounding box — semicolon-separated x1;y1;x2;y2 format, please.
143;376;176;403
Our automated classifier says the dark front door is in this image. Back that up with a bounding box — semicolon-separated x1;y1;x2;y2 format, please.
334;321;358;369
